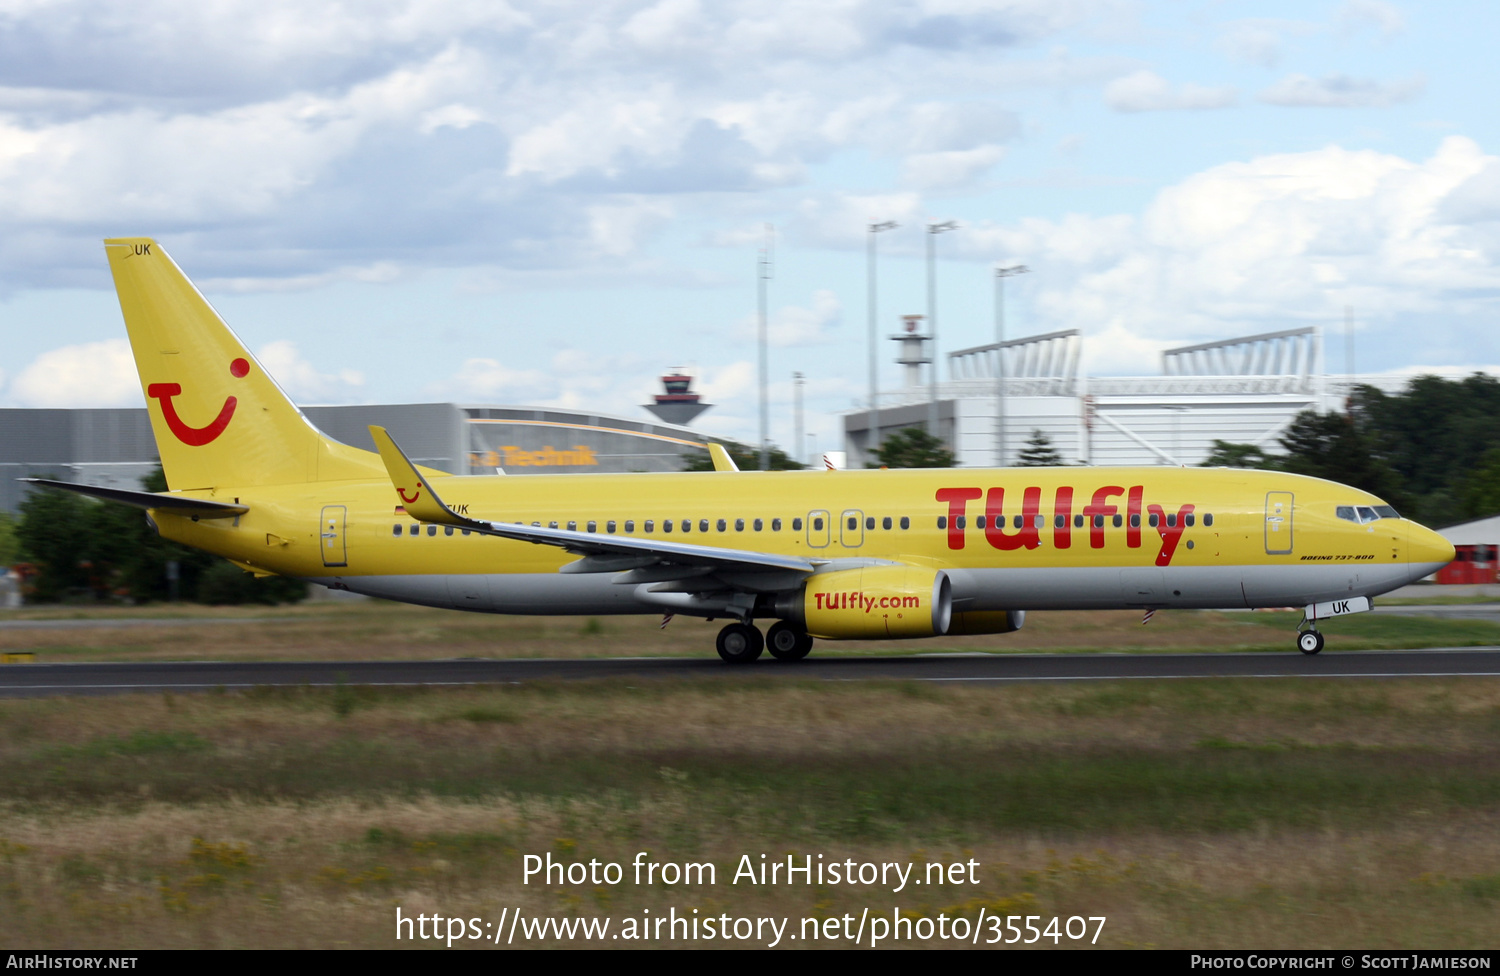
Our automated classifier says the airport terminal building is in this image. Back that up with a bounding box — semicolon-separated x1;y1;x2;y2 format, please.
0;403;712;514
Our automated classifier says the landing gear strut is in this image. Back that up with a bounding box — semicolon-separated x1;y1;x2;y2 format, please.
766;621;813;662
1297;628;1325;655
716;622;764;663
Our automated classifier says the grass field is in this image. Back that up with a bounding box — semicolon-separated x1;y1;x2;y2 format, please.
2;676;1500;948
3;599;1500;662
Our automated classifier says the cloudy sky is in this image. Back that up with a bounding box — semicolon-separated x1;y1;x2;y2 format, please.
0;0;1497;456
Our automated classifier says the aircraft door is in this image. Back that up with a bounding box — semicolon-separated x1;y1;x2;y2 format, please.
807;510;830;548
840;509;864;548
1264;492;1293;555
320;505;348;568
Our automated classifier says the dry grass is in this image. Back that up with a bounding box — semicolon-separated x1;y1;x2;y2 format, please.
2;679;1500;947
3;600;1494;662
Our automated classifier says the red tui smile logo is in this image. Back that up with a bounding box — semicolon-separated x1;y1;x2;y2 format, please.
398;483;423;505
147;358;249;446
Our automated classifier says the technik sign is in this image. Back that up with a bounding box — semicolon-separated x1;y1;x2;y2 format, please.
470;446;599;468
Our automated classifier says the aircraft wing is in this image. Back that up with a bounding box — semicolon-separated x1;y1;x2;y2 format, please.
368;426;815;577
20;478;248;518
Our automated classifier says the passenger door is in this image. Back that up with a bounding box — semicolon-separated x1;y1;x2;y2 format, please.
320;505;348;567
1264;492;1293;555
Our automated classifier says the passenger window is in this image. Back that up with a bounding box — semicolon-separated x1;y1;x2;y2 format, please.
444;526;454;536
882;516;892;530
976;515;987;529
1054;515;1065;528
865;516;875;530
644;520;653;533
847;516;857;530
392;524;401;536
938;516;948;529
1015;515;1025;529
587;521;597;533
625;520;634;532
1112;515;1123;528
549;521;558;529
900;516;910;530
607;521;616;533
955;516;966;529
1034;515;1045;528
789;518;798;531
1185;514;1195;527
1204;513;1214;527
717;519;727;532
1074;515;1085;528
681;519;690;533
735;519;745;531
664;520;673;533
1093;515;1104;528
531;521;541;528
410;524;419;536
427;525;437;536
1166;514;1176;528
814;517;824;531
753;518;763;531
1149;513;1159;528
462;529;471;536
774;518;783;531
1130;514;1140;528
700;519;709;533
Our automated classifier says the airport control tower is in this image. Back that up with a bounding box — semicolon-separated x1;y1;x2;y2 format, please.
643;368;712;426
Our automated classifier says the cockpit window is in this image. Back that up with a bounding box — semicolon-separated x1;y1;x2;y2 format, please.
1339;504;1400;523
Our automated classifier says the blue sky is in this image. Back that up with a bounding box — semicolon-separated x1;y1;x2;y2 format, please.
0;0;1496;457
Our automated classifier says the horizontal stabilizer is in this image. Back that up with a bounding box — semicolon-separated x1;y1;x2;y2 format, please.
20;478;248;518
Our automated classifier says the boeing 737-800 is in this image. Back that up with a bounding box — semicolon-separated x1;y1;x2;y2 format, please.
23;239;1455;662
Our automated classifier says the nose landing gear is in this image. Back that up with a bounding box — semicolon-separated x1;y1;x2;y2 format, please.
1297;628;1325;655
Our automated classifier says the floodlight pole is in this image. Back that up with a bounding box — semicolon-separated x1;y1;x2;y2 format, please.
757;224;774;470
867;220;897;465
792;371;804;470
926;220;958;442
994;264;1030;467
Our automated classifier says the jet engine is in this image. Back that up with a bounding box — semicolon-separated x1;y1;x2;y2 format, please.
947;610;1026;635
777;565;952;639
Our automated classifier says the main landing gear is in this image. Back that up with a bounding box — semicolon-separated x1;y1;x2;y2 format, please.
1297;628;1325;655
715;621;814;664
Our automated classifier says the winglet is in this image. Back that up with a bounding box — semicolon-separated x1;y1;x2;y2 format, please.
707;443;740;472
369;426;474;527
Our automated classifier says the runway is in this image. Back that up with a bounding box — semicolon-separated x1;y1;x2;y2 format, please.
2;647;1500;696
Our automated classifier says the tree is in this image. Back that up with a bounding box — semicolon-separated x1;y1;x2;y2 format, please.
1462;448;1500;520
0;511;18;567
683;442;805;471
1015;429;1064;466
867;427;956;468
1200;440;1276;469
1276;409;1409;510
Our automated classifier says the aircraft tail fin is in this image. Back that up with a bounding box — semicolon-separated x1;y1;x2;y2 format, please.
105;238;384;490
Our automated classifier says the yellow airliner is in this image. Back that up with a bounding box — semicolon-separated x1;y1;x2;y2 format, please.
25;239;1455;661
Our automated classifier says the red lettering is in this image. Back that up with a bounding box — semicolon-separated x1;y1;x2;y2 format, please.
1148;503;1196;566
1083;486;1124;549
1126;485;1143;549
984;487;1041;551
1053;486;1073;549
935;487;982;550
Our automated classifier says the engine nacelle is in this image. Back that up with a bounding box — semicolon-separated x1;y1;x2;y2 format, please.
947;610;1026;635
790;565;952;639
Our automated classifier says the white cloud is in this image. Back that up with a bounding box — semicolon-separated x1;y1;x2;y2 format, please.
1104;70;1237;112
256;340;365;403
731;289;843;347
901;145;1006;190
1258;73;1423;108
435;357;557;403
948;138;1500;370
1337;0;1405;37
8;338;140;407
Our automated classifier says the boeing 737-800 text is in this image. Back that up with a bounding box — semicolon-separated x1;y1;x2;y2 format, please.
23;239;1455;661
